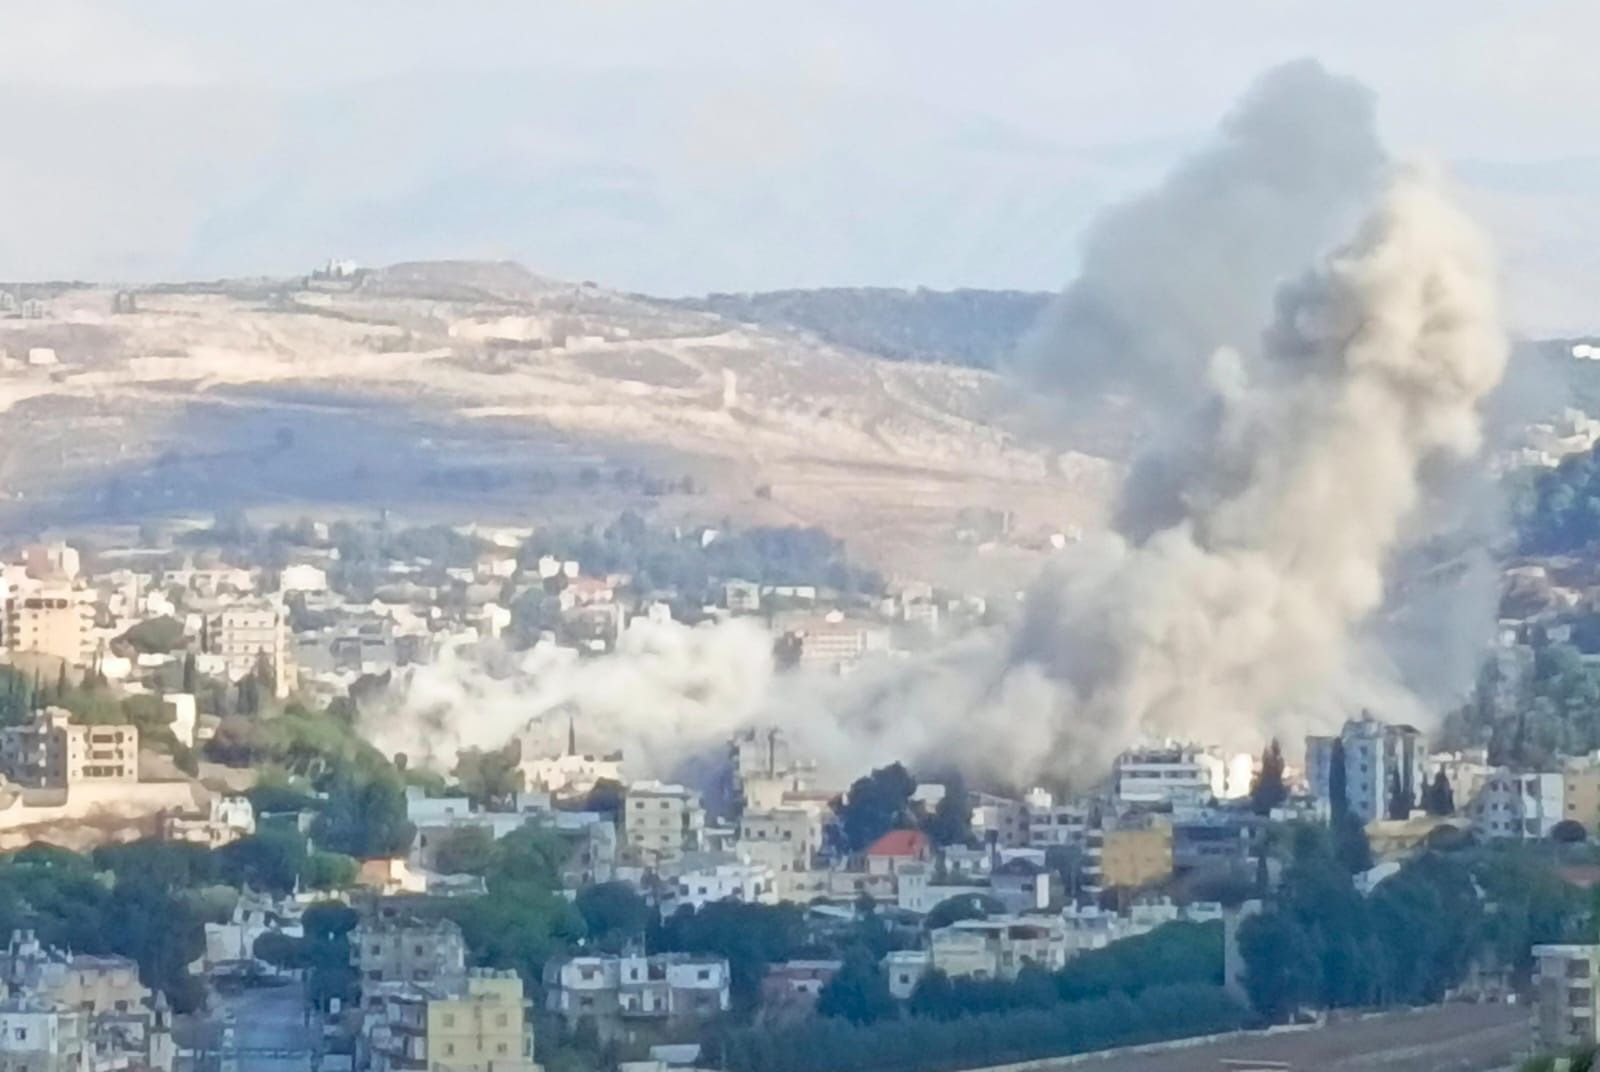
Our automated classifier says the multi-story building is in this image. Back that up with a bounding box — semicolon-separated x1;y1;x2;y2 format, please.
351;917;467;1010
1086;821;1173;894
624;782;704;867
0;995;87;1072
3;585;92;667
668;862;776;914
0;709;138;789
759;961;842;1019
970;793;1030;848
1112;745;1226;807
200;600;293;698
929;916;1067;981
736;806;824;876
1306;713;1426;824
518;747;622;800
1564;755;1600;835
1470;770;1564;840
161;796;256;848
1024;788;1089;850
365;969;534;1072
543;954;730;1034
1533;944;1600;1053
0;931;149;1017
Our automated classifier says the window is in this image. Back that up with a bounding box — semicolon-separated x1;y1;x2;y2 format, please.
442;1014;455;1028
445;1045;455;1057
13;1030;24;1042
497;1044;508;1055
698;968;711;981
496;1014;508;1027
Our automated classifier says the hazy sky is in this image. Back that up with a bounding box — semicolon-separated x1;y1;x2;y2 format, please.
4;1;1597;332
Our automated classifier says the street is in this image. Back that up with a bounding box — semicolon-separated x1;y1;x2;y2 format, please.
214;980;316;1072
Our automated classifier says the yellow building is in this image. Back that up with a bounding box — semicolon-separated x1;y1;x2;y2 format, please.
4;585;91;666
1097;824;1174;890
369;969;535;1072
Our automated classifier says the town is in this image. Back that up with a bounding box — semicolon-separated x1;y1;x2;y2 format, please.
0;492;1591;1072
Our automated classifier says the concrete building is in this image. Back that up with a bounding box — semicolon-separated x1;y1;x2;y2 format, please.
1088;822;1173;893
519;749;622;800
1471;770;1564;840
0;709;138;790
161;796;255;848
543;954;730;1033
735;806;823;876
0;996;86;1072
864;829;931;876
1564;755;1600;835
4;586;92;666
624;782;704;867
668;862;776;914
1306;714;1426;824
21;546;80;583
759;961;841;1020
1024;789;1088;850
351;918;467;1011
884;950;930;1000
1113;745;1226;807
929;916;1067;981
365;969;534;1072
201;601;293;698
970;793;1030;848
0;932;149;1017
1533;944;1600;1053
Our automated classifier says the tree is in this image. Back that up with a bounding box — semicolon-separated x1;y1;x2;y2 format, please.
1387;773;1414;821
1251;740;1288;816
1333;810;1373;875
253;930;308;971
921;774;971;847
118;617;186;655
924;893;998;931
836;763;916;852
453;744;524;809
575;883;649;952
1328;738;1349;820
816;950;895;1025
312;772;415;859
1237;911;1319;1021
301;851;359;890
181;652;198;694
1422;769;1455;816
433;827;496;875
217;824;307;894
1552;820;1589;844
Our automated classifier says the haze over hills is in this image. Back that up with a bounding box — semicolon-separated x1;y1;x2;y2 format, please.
0;263;1115;580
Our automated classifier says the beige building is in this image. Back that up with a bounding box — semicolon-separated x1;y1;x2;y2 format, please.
0;931;150;1017
1564;758;1600;835
0;709;138;790
1094;823;1174;891
1533;944;1600;1053
4;586;91;667
201;601;293;698
736;806;824;876
351;917;467;1011
366;970;534;1072
624;782;704;867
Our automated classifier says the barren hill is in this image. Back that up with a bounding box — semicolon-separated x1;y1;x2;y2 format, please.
0;264;1116;578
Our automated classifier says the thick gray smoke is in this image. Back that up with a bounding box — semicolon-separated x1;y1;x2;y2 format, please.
366;67;1508;788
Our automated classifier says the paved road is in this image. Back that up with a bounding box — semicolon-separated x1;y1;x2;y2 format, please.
215;981;315;1072
1053;1004;1530;1072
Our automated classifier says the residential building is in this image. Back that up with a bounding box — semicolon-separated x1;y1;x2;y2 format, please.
1089;821;1173;893
970;793;1029;848
1533;944;1600;1053
1024;788;1088;850
894;864;989;916
161;795;255;848
351;918;467;1010
0;996;86;1072
668;862;776;914
1565;755;1600;835
990;859;1051;913
0;709;138;790
929;917;1067;981
624;783;704;867
723;581;760;614
4;585;92;666
278;564;329;594
759;961;841;1020
1306;713;1426;824
735;806;823;876
519;747;623;800
200;600;293;698
21;545;80;583
883;951;930;1000
1112;745;1226;807
543;954;730;1033
1471;770;1564;840
0;932;149;1016
864;830;931;876
365;969;534;1072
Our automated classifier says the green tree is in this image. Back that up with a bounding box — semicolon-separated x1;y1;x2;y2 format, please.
217;824;308;894
575;882;649;952
836;763;916;852
301;851;359;890
1237;910;1319;1020
1251;739;1288;815
1422;769;1455;816
816;949;895;1025
433;827;497;875
453;744;524;809
1387;772;1414;821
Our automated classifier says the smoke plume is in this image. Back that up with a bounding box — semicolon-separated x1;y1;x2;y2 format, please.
367;66;1508;789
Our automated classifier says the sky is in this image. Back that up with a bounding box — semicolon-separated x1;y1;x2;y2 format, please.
2;1;1597;333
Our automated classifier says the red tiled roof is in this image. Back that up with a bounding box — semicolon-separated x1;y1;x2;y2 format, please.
866;829;930;857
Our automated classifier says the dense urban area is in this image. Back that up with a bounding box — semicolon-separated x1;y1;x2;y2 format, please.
0;402;1594;1072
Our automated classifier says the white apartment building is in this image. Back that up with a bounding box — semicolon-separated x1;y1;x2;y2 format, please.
0;708;138;789
519;749;622;799
1024;788;1089;850
1113;745;1226;807
162;796;256;848
624;782;704;867
1306;714;1427;824
971;793;1030;848
544;954;730;1030
1471;770;1564;839
0;996;87;1072
884;950;931;1000
929;917;1068;981
668;862;777;914
1534;944;1600;1053
201;600;293;698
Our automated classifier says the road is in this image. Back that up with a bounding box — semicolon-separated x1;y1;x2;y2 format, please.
1052;1004;1530;1072
214;981;316;1072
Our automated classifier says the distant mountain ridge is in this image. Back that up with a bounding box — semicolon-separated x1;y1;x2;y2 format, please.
672;287;1056;370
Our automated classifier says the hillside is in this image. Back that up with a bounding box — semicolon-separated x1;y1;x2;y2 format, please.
0;265;1115;580
673;287;1055;369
